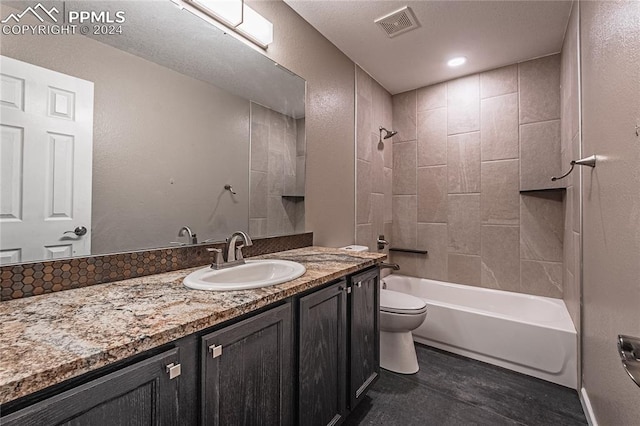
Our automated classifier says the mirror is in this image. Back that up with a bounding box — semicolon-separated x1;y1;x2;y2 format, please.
0;0;306;265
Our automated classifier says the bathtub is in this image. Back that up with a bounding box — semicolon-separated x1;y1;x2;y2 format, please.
382;274;578;389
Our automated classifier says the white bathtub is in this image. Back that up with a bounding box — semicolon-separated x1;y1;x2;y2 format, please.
383;274;578;389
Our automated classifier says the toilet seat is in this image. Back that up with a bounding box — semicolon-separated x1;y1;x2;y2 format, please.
380;289;427;315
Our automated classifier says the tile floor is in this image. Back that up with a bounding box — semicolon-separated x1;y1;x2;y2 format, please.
344;344;587;425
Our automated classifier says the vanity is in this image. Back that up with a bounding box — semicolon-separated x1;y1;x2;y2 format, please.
0;247;384;425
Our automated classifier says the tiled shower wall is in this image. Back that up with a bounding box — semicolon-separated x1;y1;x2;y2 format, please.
355;66;393;254
249;103;305;238
561;2;581;330
389;55;565;298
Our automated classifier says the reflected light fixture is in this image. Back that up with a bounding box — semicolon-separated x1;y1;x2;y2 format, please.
182;0;273;49
447;56;467;67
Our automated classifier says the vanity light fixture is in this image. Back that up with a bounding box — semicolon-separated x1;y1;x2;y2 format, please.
181;0;273;49
447;56;467;67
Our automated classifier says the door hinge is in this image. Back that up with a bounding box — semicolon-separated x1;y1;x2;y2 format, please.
165;363;181;380
209;344;223;358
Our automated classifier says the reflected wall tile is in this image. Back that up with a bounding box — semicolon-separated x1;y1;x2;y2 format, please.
250;122;269;172
417;223;448;280
447;132;480;193
520;192;564;262
249;218;267;238
357;94;373;161
392;90;417;142
296;118;305;156
520;260;563;298
356;159;372;224
417;82;446;111
295;156;305;195
447;194;481;255
481;159;520;225
480;64;518;99
518;54;561;124
481;225;520;291
447;75;480;135
520;120;563;191
418;166;447;223
251;102;270;125
418;107;447;166
480;93;519;161
250;171;267;218
448;253;481;286
392;195;417;248
267;151;284;195
392;141;417;195
269;112;285;152
267;196;285;235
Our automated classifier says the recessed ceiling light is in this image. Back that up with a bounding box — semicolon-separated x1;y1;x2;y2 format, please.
447;56;467;67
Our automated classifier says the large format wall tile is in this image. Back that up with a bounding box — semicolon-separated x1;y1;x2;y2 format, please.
481;225;520;291
447;75;480;135
393;141;417;194
480;93;519;161
520;260;563;298
448;253;481;286
393;90;417;142
356;66;373;101
384;167;393;222
417;82;446;112
518;54;561;124
357;94;373;161
520;192;564;262
392;195;417;248
447;194;481;255
520;120;563;190
418;166;447;223
481;159;520;225
417;223;448;280
447;132;481;193
357;159;372;224
371;133;385;194
480;64;518;99
250;171;268;218
418;107;447;166
251;122;269;172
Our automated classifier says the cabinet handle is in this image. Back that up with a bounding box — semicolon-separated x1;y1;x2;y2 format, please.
355;281;362;288
339;286;352;294
165;363;182;380
209;344;223;359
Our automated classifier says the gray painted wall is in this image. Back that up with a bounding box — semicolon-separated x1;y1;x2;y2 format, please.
580;1;640;423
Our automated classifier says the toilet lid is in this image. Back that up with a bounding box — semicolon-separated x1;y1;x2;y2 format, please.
380;289;427;314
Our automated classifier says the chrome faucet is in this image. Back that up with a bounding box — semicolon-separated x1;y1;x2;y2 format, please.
178;226;197;244
226;231;253;262
208;231;253;270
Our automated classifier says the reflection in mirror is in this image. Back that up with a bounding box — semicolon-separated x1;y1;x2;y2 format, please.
0;1;305;265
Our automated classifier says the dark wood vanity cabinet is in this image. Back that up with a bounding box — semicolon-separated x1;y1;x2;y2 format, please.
298;267;380;425
2;348;181;426
348;268;380;409
200;303;293;426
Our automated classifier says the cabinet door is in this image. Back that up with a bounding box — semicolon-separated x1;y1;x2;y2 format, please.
201;303;292;426
349;268;380;409
2;348;180;426
299;280;348;426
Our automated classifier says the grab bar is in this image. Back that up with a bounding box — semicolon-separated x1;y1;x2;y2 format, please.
389;248;428;254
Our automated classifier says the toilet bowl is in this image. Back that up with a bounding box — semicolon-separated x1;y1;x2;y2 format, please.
380;288;428;374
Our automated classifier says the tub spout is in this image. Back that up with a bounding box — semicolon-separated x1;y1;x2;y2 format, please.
380;262;400;271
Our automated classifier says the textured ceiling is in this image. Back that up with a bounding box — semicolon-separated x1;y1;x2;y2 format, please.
284;0;573;94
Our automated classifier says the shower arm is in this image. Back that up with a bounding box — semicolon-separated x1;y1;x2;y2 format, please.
551;155;597;182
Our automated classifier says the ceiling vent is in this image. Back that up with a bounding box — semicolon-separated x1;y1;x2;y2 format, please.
375;6;420;38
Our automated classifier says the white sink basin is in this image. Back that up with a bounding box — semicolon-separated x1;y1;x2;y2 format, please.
183;260;306;291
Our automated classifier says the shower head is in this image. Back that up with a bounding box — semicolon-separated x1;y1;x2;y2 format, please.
379;126;397;140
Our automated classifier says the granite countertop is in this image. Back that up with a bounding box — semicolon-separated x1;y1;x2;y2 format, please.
0;247;385;405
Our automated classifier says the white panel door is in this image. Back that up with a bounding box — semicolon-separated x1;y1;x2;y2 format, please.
0;55;94;264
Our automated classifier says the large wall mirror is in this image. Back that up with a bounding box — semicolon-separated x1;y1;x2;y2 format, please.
0;0;306;265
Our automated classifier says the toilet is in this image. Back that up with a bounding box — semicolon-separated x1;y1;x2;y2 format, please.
340;245;428;375
380;288;428;374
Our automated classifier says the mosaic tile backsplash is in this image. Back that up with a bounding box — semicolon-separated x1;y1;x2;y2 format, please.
0;233;313;301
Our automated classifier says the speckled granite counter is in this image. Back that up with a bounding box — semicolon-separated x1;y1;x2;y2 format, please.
0;247;385;404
